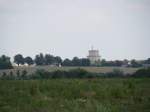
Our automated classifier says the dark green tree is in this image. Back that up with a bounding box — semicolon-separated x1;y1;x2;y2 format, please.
14;54;24;66
24;56;34;65
54;56;62;64
0;55;13;69
81;58;90;66
34;53;45;65
72;57;81;66
101;59;106;66
144;58;150;64
131;59;142;67
62;58;72;66
115;60;123;66
45;54;54;65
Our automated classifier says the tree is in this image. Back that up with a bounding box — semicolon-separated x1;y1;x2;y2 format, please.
101;59;106;66
54;56;62;64
72;57;81;66
24;56;34;65
62;58;72;66
115;60;123;66
34;53;45;65
0;55;13;69
45;54;55;65
81;58;90;66
14;54;24;66
131;59;142;67
144;58;150;64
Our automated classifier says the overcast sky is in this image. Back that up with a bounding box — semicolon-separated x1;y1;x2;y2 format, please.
0;0;150;60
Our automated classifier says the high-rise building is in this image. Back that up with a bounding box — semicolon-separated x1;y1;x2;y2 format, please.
87;46;100;65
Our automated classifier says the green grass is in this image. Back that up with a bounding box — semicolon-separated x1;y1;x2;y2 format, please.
0;66;140;76
0;78;150;112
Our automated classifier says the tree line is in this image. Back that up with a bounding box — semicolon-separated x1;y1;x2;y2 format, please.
100;59;143;67
0;53;150;70
14;53;90;67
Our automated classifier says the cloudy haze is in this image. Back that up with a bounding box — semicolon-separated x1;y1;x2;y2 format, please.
0;0;150;60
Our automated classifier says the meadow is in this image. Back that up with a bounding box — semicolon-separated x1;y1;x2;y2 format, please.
0;66;140;76
0;78;150;112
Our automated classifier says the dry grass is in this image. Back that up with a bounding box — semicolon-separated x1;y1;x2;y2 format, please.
0;66;140;76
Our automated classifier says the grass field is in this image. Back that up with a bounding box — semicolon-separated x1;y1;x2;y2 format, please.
0;66;140;76
0;78;150;112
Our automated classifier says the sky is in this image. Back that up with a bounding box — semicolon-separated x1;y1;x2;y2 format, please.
0;0;150;60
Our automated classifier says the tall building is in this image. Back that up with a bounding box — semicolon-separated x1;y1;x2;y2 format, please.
87;47;101;65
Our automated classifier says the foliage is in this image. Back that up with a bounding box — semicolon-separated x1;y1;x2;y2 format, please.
62;58;73;66
101;59;124;67
44;54;54;65
106;69;124;77
0;68;97;80
132;67;150;77
14;54;24;66
62;57;90;66
130;59;142;67
34;53;62;66
21;70;28;79
0;79;150;112
54;56;62;64
1;67;150;80
24;57;34;65
31;68;91;79
144;58;150;64
0;55;13;69
34;53;45;65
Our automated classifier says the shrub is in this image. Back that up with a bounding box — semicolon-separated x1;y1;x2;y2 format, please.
52;70;67;78
67;68;88;78
31;68;89;79
132;68;150;77
0;72;7;80
106;69;124;77
21;70;28;79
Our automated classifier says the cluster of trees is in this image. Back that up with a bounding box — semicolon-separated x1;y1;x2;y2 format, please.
62;57;90;66
14;53;62;66
143;58;150;64
101;59;145;67
14;53;90;66
14;54;34;66
34;53;62;66
0;55;13;69
101;59;125;67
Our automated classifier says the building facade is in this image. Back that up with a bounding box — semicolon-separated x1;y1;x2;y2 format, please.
87;47;101;65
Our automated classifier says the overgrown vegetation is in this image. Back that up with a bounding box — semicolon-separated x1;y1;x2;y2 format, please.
0;78;150;112
1;68;150;80
132;67;150;77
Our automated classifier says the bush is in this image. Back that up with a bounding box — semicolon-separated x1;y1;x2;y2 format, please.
2;67;150;80
31;68;90;79
52;70;67;78
21;70;28;79
106;69;124;77
132;68;150;77
67;68;88;78
31;69;50;79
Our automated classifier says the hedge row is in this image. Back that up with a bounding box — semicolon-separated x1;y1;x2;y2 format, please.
0;68;150;80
